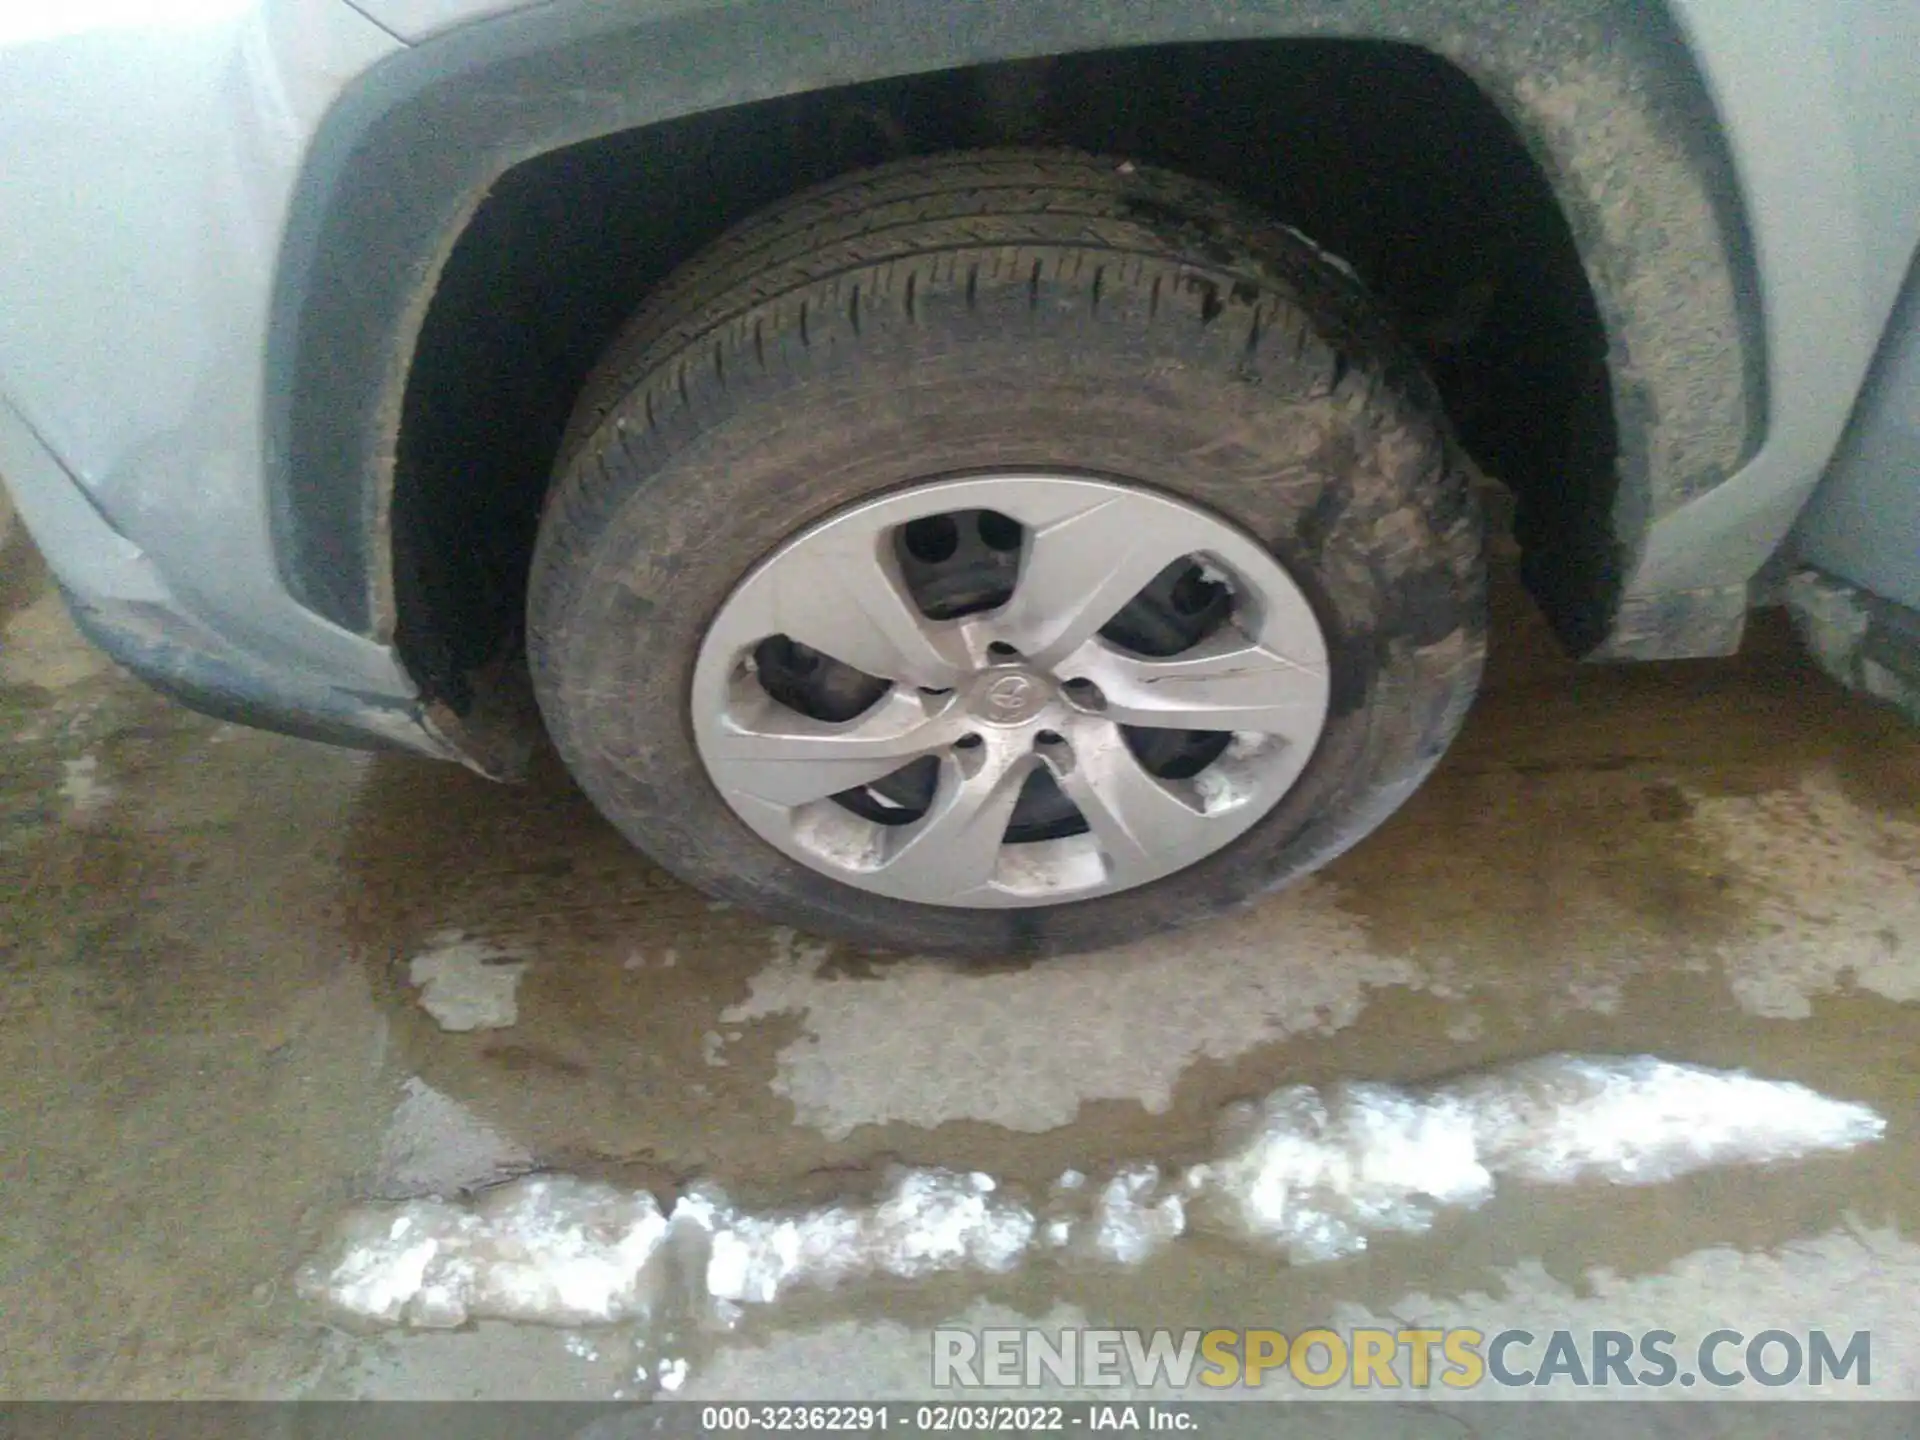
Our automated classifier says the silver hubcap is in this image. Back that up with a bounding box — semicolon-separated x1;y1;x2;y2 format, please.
691;474;1331;908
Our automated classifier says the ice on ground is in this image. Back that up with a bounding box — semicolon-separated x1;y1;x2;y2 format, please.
303;1055;1881;1338
1086;1165;1186;1265
303;1176;669;1327
1462;1054;1884;1186
407;931;527;1032
1194;1082;1489;1261
1194;1054;1883;1262
688;1169;1034;1307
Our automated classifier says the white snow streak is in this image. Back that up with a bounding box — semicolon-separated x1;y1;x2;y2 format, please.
302;1055;1880;1346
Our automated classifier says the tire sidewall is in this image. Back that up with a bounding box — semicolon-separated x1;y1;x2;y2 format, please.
533;327;1480;957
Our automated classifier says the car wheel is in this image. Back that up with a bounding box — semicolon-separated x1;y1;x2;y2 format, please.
529;150;1485;958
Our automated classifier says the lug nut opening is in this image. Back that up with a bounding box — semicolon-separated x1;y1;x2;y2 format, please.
954;733;984;750
976;509;1024;552
901;514;960;564
1170;563;1228;616
1062;677;1106;710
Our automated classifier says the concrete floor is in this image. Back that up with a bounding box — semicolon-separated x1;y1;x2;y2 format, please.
3;492;1919;1412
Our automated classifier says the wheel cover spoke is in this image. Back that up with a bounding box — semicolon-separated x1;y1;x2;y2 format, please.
1052;724;1212;887
1067;629;1327;745
753;528;970;688
707;689;954;806
878;743;1034;899
993;492;1205;668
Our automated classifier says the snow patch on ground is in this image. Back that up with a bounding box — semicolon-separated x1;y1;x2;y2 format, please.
407;932;528;1032
689;1169;1035;1306
308;1176;670;1328
1194;1055;1882;1262
721;881;1426;1136
1689;772;1920;1018
1086;1165;1186;1265
302;1055;1881;1390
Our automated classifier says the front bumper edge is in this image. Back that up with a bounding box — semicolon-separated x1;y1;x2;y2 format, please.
0;394;452;757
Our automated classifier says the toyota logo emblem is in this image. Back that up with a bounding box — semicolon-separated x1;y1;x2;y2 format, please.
985;674;1038;716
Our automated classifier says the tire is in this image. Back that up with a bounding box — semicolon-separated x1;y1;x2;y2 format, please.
529;150;1485;959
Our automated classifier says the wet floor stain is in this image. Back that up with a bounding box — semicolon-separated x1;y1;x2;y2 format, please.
3;528;1919;1399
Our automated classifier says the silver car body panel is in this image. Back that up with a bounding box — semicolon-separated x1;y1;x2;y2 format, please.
0;0;1917;757
1795;250;1920;613
1622;0;1920;596
0;3;426;719
1782;244;1920;725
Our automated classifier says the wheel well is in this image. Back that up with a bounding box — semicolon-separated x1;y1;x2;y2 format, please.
391;39;1609;719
